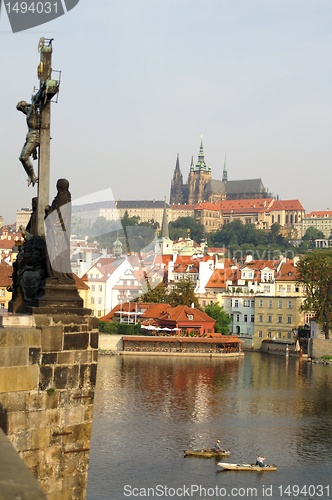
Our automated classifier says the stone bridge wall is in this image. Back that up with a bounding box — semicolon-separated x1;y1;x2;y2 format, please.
0;313;98;500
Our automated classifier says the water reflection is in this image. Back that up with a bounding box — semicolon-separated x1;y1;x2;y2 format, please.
87;353;332;500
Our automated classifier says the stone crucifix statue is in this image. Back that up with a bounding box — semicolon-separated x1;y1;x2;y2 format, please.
16;84;45;187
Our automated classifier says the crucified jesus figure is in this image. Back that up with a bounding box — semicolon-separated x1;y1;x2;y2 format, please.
16;86;45;187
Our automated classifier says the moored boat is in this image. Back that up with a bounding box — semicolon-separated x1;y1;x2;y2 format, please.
217;462;277;471
184;448;230;458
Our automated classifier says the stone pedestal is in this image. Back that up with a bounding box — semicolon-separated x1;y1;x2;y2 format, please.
0;312;99;500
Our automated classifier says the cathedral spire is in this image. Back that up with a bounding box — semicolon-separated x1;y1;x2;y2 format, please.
170;154;184;204
195;136;211;172
161;198;169;239
222;153;228;182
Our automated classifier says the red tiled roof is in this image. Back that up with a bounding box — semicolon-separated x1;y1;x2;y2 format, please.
306;211;332;218
0;263;12;287
73;273;89;290
271;199;305;211
159;305;214;323
218;198;274;212
194;202;220;211
276;261;299;281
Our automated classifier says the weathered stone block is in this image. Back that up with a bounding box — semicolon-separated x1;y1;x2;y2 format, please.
0;347;29;367
0;366;39;393
64;332;89;350
59;405;84;427
57;351;74;365
0;331;8;347
54;365;79;390
40;326;63;352
90;363;98;386
29;347;41;365
39;365;53;390
26;392;46;411
0;392;26;412
5;329;41;347
90;331;99;349
12;428;32;452
31;427;51;450
7;410;29;433
42;352;57;365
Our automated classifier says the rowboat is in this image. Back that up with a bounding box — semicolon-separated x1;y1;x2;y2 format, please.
217;462;277;471
184;449;230;458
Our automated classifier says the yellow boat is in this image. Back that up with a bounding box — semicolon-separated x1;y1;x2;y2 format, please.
184;448;230;458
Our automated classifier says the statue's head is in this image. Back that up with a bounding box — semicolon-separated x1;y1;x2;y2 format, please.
16;101;27;111
56;178;70;193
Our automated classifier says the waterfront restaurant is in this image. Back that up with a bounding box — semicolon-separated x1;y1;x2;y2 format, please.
121;335;243;356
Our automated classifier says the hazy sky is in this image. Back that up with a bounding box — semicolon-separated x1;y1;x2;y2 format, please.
0;0;331;224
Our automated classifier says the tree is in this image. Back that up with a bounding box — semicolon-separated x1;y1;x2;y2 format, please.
169;217;204;243
138;283;168;303
204;303;232;334
302;227;325;248
138;279;199;308
167;279;199;308
297;250;332;339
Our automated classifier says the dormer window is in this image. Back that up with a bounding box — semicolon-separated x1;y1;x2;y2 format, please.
187;314;194;320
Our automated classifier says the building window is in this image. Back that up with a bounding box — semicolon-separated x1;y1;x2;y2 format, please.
287;285;291;293
99;285;103;292
251;315;255;322
278;331;282;339
91;297;95;305
278;316;282;323
287;301;292;309
0;289;5;297
259;300;263;308
234;299;239;308
97;310;102;317
244;315;248;322
287;316;292;324
258;330;263;338
98;298;102;305
236;314;240;322
278;301;282;308
91;285;95;292
243;300;250;307
268;315;272;323
287;332;291;339
268;300;272;309
0;303;4;309
267;331;272;339
264;285;271;294
259;315;263;322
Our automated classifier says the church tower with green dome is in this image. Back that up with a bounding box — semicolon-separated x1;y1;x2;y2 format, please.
187;137;212;204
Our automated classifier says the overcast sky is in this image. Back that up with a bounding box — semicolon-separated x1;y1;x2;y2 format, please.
0;0;331;224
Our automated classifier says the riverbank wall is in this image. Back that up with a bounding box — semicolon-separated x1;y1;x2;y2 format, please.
308;338;332;359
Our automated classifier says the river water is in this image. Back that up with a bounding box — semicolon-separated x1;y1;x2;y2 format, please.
87;353;332;500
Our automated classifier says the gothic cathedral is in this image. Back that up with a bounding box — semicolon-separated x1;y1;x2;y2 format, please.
170;138;269;205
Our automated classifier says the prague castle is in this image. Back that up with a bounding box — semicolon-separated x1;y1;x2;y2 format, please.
170;138;270;205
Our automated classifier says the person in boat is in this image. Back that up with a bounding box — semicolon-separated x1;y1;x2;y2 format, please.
256;454;266;467
214;439;225;452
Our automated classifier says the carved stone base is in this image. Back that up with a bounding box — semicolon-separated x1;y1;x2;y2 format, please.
24;278;91;316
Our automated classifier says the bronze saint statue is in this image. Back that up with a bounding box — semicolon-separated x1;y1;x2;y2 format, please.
45;179;75;284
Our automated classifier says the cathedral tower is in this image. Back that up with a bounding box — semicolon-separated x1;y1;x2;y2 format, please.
170;154;184;204
187;137;212;204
